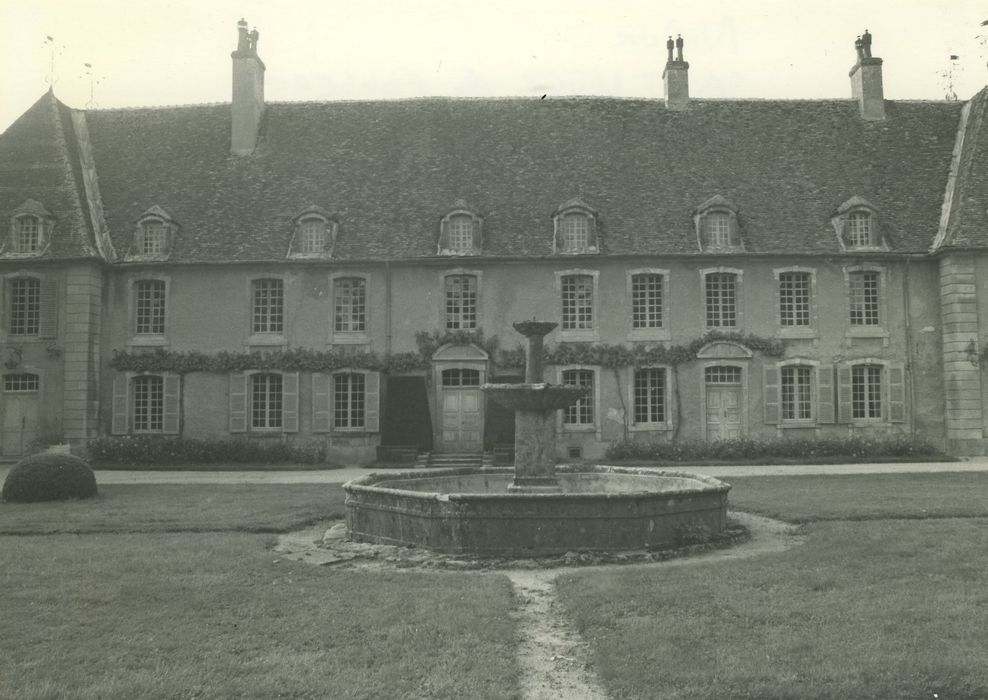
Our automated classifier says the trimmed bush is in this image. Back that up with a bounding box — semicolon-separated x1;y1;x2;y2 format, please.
2;453;98;503
87;436;332;466
603;435;948;463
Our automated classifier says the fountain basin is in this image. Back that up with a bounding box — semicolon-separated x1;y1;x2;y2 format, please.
344;466;730;556
483;383;589;412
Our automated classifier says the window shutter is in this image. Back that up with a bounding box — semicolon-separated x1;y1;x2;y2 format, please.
111;374;129;435
229;373;248;433
364;371;381;433
312;373;332;433
471;219;483;253
587;216;598;251
162;374;181;434
39;278;58;338
888;363;906;423
438;218;449;252
817;366;835;424
763;366;780;424
837;365;853;423
282;372;300;433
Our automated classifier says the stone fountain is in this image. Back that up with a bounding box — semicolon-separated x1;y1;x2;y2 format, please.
344;320;730;556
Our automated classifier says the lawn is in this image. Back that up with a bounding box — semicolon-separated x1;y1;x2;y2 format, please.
556;472;988;699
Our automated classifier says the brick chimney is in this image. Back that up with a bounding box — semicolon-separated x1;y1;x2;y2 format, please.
231;18;265;155
849;29;885;121
663;34;689;111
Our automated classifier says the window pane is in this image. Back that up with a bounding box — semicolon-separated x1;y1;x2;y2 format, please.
3;373;39;392
561;275;593;330
705;273;737;327
9;278;41;335
444;275;477;330
447;216;474;252
848;212;872;247
251;373;283;429
781;366;813;420
706;213;731;247
16;217;41;253
334;373;366;428
851;365;882;419
631;274;663;329
779;272;810;326
562;369;594;425
849;271;880;325
135;280;166;335
334;278;366;333
561;214;590;252
133;375;164;432
300;219;326;254
252;279;284;333
634;368;666;424
142;221;166;255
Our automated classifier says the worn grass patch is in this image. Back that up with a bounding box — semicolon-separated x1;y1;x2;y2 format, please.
557;519;988;700
0;533;519;700
725;472;988;522
0;483;348;534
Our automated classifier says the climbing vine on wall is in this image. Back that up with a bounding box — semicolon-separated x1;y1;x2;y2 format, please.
109;329;785;375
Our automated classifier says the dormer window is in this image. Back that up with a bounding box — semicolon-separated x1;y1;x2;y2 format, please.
694;196;742;251
438;200;482;255
130;206;175;260
288;206;338;258
5;200;54;257
832;197;884;251
552;199;598;254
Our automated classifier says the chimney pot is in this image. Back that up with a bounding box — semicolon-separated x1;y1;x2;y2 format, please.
231;19;266;154
663;33;689;111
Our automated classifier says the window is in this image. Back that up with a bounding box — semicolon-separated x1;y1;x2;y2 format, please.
252;279;284;334
634;368;666;424
781;365;813;421
442;368;481;387
562;369;594;426
705;272;737;328
134;280;166;335
631;273;663;329
8;277;41;336
132;375;164;432
445;275;477;330
851;364;882;419
299;219;327;254
250;373;283;429
849;271;880;326
779;272;811;326
847;212;873;248
140;220;167;256
438;203;482;255
333;373;365;429
561;275;594;330
446;215;475;253
14;216;41;253
706;213;731;247
694;196;742;251
705;365;742;384
560;214;590;253
334;277;366;333
3;373;39;392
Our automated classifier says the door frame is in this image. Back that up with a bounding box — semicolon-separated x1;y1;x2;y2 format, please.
1;367;44;457
697;343;751;442
431;343;488;452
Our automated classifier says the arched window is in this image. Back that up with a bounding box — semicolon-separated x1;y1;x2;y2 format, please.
438;202;483;255
139;219;167;255
13;216;42;253
553;199;598;254
846;211;874;247
299;218;328;254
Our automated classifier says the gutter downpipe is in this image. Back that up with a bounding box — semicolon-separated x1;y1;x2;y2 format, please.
903;259;916;435
385;260;393;355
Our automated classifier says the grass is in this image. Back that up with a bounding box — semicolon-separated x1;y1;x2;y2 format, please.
0;483;348;534
0;533;518;699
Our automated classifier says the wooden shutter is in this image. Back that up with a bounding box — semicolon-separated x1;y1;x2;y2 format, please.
229;373;248;433
471;218;483;253
162;374;181;434
111;374;129;435
587;215;597;251
282;372;299;432
312;372;332;433
888;363;906;423
763;365;780;424
837;365;853;423
39;277;58;338
364;371;381;433
438;218;449;252
817;366;835;424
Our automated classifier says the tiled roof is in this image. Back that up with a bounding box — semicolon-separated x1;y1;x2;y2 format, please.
0;91;97;259
943;88;988;248
4;92;972;262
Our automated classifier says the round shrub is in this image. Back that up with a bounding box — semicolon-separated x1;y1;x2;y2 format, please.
2;453;98;503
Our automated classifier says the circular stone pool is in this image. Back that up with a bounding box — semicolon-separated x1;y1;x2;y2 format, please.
344;466;730;556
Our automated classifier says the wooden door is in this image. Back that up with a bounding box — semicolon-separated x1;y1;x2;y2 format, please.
705;386;742;441
439;368;483;452
1;375;41;457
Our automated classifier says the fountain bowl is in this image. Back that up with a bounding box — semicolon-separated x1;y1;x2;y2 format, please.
483;382;589;412
344;465;730;556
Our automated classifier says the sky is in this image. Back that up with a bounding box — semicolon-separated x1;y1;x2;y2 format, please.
1;0;987;134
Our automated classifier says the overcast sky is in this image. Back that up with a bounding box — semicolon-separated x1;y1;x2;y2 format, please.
1;0;986;134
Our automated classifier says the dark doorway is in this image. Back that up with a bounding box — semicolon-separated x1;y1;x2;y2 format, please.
381;376;433;450
484;374;523;451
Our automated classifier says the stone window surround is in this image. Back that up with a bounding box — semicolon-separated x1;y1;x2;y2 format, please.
626;268;671;342
842;264;889;344
4;200;54;258
127;273;171;348
329;271;370;345
129;206;177;261
628;365;674;432
1;271;44;342
330;369;370;432
1;366;44;395
245;275;288;348
555;268;600;342
287;207;339;259
438;201;483;256
842;357;891;425
552;199;598;255
776;357;820;427
772;266;818;339
439;268;483;331
556;364;601;435
831;197;887;252
699;266;744;331
693;195;743;252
